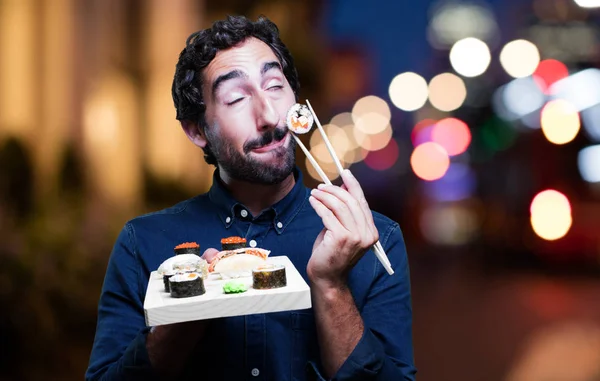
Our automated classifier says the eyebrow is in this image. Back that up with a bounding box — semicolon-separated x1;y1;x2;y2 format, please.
211;61;283;97
261;61;282;75
212;69;247;97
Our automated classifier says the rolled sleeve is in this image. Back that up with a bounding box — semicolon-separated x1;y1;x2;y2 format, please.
306;328;384;380
308;223;417;381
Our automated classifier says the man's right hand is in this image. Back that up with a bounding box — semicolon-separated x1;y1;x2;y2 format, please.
146;250;218;378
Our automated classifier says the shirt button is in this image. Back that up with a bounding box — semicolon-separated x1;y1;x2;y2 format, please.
277;222;283;229
249;239;257;248
251;368;260;377
225;217;231;223
240;209;248;218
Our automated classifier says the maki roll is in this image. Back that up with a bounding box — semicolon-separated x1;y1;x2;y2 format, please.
174;242;201;255
221;236;247;251
163;271;176;292
252;264;287;289
286;103;313;134
169;273;205;298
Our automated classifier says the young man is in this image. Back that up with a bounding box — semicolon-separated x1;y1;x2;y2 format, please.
86;15;416;381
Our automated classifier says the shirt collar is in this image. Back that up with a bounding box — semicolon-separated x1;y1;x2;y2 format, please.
207;167;308;234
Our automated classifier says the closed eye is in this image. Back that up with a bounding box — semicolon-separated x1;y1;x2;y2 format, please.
268;85;283;91
227;98;244;106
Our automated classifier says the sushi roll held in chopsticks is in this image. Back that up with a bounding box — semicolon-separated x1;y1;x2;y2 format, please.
286;103;314;134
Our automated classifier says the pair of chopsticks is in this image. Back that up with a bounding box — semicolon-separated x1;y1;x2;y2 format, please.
292;100;394;276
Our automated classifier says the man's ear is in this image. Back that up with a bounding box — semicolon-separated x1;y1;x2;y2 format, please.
181;121;207;148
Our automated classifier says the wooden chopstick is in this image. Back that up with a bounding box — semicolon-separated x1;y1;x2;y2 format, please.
291;133;332;186
305;100;394;275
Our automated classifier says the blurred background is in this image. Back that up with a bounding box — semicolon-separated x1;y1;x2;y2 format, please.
1;0;600;380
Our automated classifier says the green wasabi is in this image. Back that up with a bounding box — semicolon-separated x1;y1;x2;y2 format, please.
223;281;248;294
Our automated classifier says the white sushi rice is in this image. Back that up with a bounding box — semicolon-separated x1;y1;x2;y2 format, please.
157;254;204;275
170;272;200;282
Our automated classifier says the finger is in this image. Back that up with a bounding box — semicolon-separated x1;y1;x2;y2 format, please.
315;184;369;239
310;187;357;233
201;248;220;262
308;195;348;236
340;169;378;238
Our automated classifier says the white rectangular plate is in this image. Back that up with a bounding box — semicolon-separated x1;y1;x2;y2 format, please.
143;256;311;326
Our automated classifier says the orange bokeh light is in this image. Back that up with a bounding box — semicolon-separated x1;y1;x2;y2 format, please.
410;142;450;181
431;118;471;156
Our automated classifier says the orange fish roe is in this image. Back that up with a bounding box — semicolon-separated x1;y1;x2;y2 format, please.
221;236;246;244
174;242;200;250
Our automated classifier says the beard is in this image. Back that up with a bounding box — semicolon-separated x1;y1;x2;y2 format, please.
205;125;296;185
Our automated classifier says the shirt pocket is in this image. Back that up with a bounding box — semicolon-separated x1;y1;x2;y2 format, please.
291;311;320;381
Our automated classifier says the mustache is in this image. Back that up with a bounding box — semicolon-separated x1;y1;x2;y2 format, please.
243;127;288;153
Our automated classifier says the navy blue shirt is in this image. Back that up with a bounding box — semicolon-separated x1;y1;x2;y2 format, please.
86;168;416;380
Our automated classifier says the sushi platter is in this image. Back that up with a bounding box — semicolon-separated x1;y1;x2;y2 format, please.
143;255;311;326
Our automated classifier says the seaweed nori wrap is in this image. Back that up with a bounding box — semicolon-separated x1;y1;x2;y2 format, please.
163;272;176;292
221;236;247;251
169;273;205;298
252;264;287;289
174;242;201;256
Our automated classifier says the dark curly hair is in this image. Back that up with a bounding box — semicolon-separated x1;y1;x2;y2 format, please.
171;15;300;165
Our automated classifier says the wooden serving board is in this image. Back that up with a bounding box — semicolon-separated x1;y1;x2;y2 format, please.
143;256;312;326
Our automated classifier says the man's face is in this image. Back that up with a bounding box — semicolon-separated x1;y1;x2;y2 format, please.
201;37;297;184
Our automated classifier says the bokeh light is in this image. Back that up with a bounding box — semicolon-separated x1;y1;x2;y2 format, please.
326;112;369;164
351;95;391;135
549;68;600;112
388;72;429;111
330;112;353;128
581;103;600;141
353;123;393;152
498;77;546;122
530;190;572;241
480;116;517;153
410;142;450;181
305;156;340;182
533;59;569;94
578;145;600;183
423;163;476;202
428;73;467;112
573;0;600;8
420;204;479;245
427;2;499;49
431;118;471;156
309;124;351;165
411;118;437;146
540;100;580;145
364;138;400;171
499;39;540;78
449;37;491;77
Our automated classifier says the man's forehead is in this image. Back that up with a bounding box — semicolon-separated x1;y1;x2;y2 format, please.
203;38;280;82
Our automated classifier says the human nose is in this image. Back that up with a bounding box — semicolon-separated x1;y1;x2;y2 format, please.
254;92;279;131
